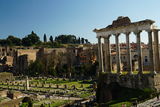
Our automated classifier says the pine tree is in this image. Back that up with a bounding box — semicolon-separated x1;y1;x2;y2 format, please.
43;34;47;42
49;36;53;43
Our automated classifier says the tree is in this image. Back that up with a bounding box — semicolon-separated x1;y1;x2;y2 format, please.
22;36;32;46
21;97;33;107
78;37;81;44
0;35;21;46
49;35;54;43
22;31;40;46
28;60;44;76
55;35;77;44
0;39;7;46
65;50;76;80
6;35;22;46
81;38;85;44
85;39;89;44
43;34;47;42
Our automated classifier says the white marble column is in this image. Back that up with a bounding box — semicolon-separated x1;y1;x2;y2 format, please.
115;34;121;74
98;36;104;73
153;29;160;73
135;31;143;74
107;35;112;73
147;30;156;74
126;32;132;74
104;35;112;73
104;37;109;72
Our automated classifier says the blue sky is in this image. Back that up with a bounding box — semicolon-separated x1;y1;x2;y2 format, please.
0;0;160;43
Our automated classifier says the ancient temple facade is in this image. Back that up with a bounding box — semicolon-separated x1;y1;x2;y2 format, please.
94;16;160;74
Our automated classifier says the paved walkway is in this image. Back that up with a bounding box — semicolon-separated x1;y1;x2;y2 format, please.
138;97;160;107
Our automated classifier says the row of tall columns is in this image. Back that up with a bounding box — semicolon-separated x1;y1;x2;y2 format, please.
97;29;159;74
153;30;160;72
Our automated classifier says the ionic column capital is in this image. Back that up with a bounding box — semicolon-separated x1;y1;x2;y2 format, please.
134;30;142;35
146;30;152;33
97;36;101;39
103;35;111;39
152;29;159;32
125;32;131;36
114;33;120;37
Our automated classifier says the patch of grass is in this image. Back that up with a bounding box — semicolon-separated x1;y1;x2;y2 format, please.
33;99;70;107
20;102;29;107
30;79;92;89
109;101;132;107
78;91;94;99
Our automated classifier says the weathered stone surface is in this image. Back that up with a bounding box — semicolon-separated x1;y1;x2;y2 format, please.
96;73;160;103
0;72;14;81
108;16;131;28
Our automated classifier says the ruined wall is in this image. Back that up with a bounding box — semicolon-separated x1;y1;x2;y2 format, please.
96;73;160;103
98;73;157;89
0;72;14;81
153;74;160;91
17;49;38;62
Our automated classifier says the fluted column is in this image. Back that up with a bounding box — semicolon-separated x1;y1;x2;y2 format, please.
147;30;156;74
153;29;160;72
98;36;104;73
115;34;121;74
135;31;143;74
104;37;109;72
126;32;132;74
104;35;112;73
107;35;112;73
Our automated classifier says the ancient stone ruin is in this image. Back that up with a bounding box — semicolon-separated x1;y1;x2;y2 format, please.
93;16;160;103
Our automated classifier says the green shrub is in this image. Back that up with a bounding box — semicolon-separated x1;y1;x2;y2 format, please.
20;102;29;107
109;101;132;107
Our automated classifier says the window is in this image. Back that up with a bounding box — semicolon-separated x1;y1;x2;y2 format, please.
145;56;148;62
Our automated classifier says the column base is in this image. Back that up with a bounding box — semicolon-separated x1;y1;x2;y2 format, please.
118;71;122;75
151;71;157;75
127;71;133;75
138;72;143;75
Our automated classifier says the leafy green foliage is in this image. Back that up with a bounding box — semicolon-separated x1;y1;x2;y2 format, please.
7;35;22;46
20;102;29;107
0;35;21;46
55;35;90;44
49;35;54;43
28;60;44;76
21;97;33;107
22;31;40;46
109;101;132;107
0;32;90;47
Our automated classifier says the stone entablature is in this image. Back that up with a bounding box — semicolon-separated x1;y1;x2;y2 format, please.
94;16;157;37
